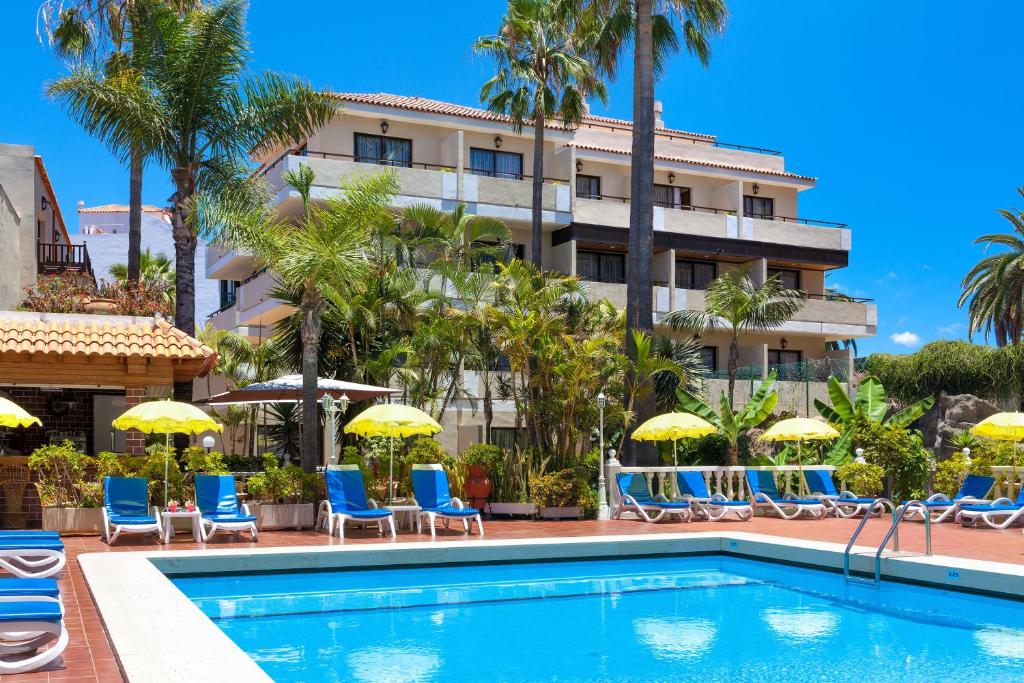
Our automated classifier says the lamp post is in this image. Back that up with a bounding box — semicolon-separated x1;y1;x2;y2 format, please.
202;435;215;454
854;447;865;464
962;446;971;466
321;393;350;467
597;392;609;520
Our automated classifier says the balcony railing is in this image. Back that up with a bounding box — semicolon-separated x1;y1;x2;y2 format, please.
37;242;92;278
577;120;782;155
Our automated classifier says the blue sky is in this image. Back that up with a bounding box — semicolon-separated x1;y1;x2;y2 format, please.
4;0;1023;355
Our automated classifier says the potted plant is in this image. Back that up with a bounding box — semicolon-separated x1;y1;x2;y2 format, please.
29;441;103;534
532;469;585;520
459;444;501;509
244;454;317;530
480;445;537;518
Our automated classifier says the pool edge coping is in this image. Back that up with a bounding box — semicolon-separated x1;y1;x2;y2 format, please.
78;532;1024;682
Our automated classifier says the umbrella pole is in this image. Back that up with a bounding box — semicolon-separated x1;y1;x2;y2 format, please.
164;432;170;509
797;440;803;497
673;439;678;498
388;438;394;505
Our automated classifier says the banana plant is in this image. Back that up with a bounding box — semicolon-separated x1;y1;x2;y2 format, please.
814;375;934;428
676;371;779;466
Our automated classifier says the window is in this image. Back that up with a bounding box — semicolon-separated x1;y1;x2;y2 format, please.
768;349;801;367
354;133;412;167
471;242;525;270
654;184;692;209
490;354;511;372
469;148;523;180
676;260;716;290
700;346;718;373
744;195;774;220
219;280;240;309
576;174;601;199
768;268;800;290
490;427;525;453
577;250;626;284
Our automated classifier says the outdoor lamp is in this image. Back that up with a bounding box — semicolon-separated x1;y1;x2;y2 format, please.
576;160;583;173
380;120;389;135
596;391;608;518
40;196;49;211
597;391;606;409
753;183;760;195
854;447;865;464
202;435;216;453
494;135;503;149
338;393;350;414
667;172;675;185
963;447;972;465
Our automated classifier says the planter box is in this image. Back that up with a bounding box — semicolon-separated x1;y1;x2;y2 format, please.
484;502;537;518
42;507;103;535
249;503;315;530
538;506;584;520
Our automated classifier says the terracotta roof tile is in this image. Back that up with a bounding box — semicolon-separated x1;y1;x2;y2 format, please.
78;204;168;214
33;156;70;245
571;143;816;183
0;312;216;372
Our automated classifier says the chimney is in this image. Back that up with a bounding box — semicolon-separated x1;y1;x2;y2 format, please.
77;200;85;211
653;100;664;129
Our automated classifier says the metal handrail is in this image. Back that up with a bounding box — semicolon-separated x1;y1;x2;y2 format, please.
874;500;931;583
843;497;893;581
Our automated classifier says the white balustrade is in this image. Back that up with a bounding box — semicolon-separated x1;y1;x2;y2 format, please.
989;466;1023;500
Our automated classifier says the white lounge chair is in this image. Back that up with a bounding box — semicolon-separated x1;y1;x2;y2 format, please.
958;488;1024;529
410;464;483;538
899;475;994;523
102;476;163;544
0;540;66;579
0;599;68;674
802;469;892;518
614;472;692;523
745;470;827;520
318;466;396;539
674;471;752;521
195;475;258;542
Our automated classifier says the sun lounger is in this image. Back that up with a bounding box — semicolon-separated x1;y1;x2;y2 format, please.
102;477;163;544
195;475;258;542
899;474;994;523
613;472;692;523
410;464;483;538
0;532;59;540
674;471;752;521
0;540;66;579
957;488;1024;529
318;466;396;539
0;599;68;674
745;470;827;520
802;469;892;518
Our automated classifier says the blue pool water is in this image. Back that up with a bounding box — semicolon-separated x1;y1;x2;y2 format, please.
171;555;1024;682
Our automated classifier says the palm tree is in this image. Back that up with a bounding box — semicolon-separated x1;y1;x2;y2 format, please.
585;0;727;465
663;266;803;406
48;0;335;412
223;165;390;472
109;248;175;300
958;189;1024;346
474;0;607;267
39;0;198;284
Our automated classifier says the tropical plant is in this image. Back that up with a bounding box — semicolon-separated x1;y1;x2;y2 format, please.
474;0;607;267
48;0;335;414
852;416;931;500
27;441;91;508
946;429;980;454
109;248;175;300
650;334;709;412
618;329;684;451
675;371;779;466
19;273;92;313
835;461;885;497
958;188;1024;346
663;266;804;404
814;375;935;429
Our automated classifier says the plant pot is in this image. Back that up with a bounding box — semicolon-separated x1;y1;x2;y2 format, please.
484;502;538;518
84;297;118;314
248;502;315;530
42;507;103;535
464;465;492;510
537;506;583;520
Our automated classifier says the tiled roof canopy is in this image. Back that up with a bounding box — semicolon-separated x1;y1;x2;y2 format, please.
78;204;168;214
0;312;217;378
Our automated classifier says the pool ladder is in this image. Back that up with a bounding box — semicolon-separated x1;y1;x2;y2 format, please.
843;499;932;585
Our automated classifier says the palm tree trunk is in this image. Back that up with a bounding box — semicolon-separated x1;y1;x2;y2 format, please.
300;291;323;472
530;106;545;268
483;368;493;444
127;146;143;284
728;334;739;407
171;167;197;454
624;0;657;467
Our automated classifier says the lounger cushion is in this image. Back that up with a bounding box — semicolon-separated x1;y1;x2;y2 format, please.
0;579;59;598
338;509;392;519
0;531;59;538
643;501;690;509
204;513;256;523
108;515;158;525
901;500;955;508
0;601;62;623
959;503;1024;513
422;507;479;517
0;540;64;552
707;501;752;508
836;497;879;505
769;497;823;506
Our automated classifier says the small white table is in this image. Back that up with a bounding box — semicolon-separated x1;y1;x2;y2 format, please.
161;510;203;543
385;505;422;532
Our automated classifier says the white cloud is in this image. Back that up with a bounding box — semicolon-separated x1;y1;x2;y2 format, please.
890;331;921;347
939;323;966;335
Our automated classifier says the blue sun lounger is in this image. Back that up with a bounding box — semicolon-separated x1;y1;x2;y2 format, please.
899;474;994;523
614;472;692;523
0;598;68;674
745;470;827;520
802;469;892;518
674;471;752;521
411;465;483;537
195;475;258;542
318;466;395;539
958;487;1024;529
102;477;162;544
0;539;66;579
0;532;59;540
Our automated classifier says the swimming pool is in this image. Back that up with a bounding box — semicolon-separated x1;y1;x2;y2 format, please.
172;554;1024;682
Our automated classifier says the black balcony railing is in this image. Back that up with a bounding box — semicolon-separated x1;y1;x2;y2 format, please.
37;242;93;278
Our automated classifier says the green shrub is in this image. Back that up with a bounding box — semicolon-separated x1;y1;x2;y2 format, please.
28;441;91;508
245;453;317;503
135;445;186;506
532;469;586;507
852;417;931;500
835;462;885;496
221;454;263;472
182;446;229;475
459;444;503;473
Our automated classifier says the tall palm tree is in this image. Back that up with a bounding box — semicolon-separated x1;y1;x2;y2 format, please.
38;0;198;284
585;0;727;465
663;266;803;405
474;0;607;267
48;0;335;413
959;189;1024;346
222;165;390;472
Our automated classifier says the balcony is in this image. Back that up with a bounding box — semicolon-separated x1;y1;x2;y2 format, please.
237;269;294;327
206;243;256;280
38;242;93;279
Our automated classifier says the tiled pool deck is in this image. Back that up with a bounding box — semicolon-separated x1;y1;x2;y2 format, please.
7;516;1024;682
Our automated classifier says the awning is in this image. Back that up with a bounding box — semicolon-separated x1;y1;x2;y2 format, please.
196;374;397;405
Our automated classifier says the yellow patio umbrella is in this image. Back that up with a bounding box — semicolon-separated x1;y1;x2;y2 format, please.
758;418;840;496
112;399;222;508
0;397;42;428
344;404;442;503
971;412;1024;485
632;412;717;477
